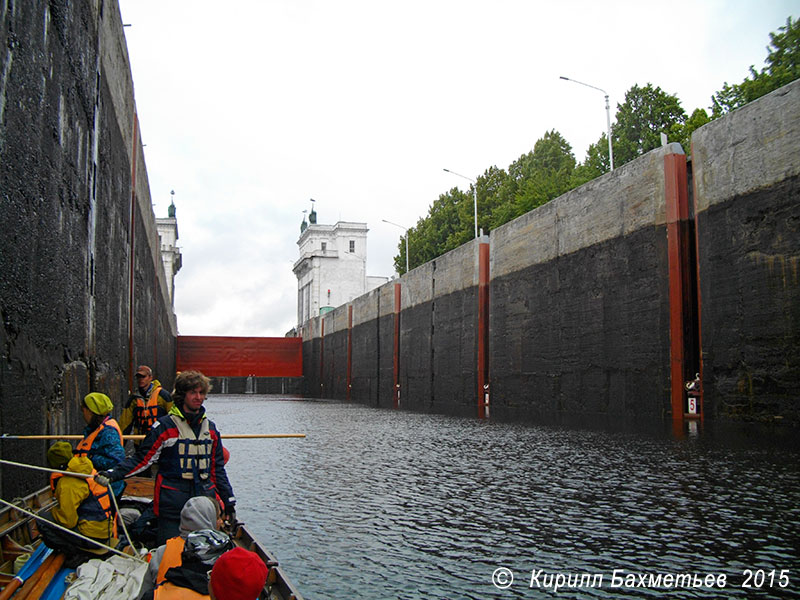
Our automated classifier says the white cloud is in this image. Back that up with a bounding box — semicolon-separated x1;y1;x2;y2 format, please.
119;0;797;336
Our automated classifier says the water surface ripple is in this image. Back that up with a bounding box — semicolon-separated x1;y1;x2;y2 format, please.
208;396;800;599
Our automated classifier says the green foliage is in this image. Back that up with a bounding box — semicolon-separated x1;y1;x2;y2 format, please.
612;84;687;167
676;108;712;149
389;16;797;272
712;16;800;116
394;188;472;274
572;135;609;186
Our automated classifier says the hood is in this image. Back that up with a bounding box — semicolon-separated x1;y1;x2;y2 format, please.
169;404;206;422
179;496;218;538
67;455;95;475
164;565;209;595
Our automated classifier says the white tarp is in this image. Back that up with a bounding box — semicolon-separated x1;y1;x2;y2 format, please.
63;555;148;600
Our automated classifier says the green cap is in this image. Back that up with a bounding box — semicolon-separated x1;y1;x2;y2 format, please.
83;392;113;415
47;442;73;469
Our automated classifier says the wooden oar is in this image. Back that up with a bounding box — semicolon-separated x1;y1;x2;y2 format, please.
0;543;52;600
16;553;65;600
1;433;305;440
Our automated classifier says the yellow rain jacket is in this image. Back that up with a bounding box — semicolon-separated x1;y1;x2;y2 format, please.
51;456;115;541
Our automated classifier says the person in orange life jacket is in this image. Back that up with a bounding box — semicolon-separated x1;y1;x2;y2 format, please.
97;370;235;546
137;496;223;600
40;442;116;563
209;547;269;600
76;392;126;498
119;365;174;440
143;529;233;600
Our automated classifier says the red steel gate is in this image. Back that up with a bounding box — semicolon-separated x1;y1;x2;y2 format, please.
176;336;302;377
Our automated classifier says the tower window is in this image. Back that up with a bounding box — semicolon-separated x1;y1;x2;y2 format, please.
321;242;327;252
349;240;355;253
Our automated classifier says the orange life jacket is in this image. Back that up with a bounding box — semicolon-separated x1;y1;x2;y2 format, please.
75;417;123;457
49;469;117;535
157;536;186;586
135;385;162;432
153;581;209;600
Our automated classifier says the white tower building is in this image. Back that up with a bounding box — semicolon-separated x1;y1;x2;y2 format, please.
293;204;387;327
155;198;182;307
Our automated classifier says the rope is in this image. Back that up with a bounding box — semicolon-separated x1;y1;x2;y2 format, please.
0;497;145;563
107;481;140;556
0;458;92;479
0;458;143;559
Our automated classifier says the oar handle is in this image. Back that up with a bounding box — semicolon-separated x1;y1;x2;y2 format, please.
1;433;305;440
219;434;306;439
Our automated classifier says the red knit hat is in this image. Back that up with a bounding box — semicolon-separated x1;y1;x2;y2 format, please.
210;547;268;600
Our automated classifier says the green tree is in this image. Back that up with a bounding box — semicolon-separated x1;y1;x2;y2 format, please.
712;16;800;116
476;165;513;233
674;108;712;149
394;130;582;270
571;134;609;186
514;130;576;214
487;130;577;227
393;188;471;274
612;83;687;167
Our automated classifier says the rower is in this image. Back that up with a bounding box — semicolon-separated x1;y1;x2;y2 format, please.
39;442;117;568
147;529;233;600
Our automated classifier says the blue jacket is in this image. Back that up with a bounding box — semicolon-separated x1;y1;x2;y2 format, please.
80;419;126;497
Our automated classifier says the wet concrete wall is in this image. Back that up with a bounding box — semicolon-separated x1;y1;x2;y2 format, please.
303;239;486;419
303;144;677;424
302;81;799;430
489;146;676;424
0;1;177;497
692;79;800;423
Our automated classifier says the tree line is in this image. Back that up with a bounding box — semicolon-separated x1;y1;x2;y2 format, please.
393;16;799;274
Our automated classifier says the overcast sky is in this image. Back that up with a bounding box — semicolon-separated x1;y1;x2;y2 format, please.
118;1;796;337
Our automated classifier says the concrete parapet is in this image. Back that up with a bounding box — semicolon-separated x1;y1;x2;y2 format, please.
491;144;681;280
351;287;380;327
693;79;800;211
691;79;800;423
430;239;480;298
401;262;434;308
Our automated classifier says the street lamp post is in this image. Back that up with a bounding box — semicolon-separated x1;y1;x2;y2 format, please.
443;168;478;238
560;76;614;171
382;219;409;274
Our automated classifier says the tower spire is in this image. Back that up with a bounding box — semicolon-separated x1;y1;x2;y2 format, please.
309;198;317;224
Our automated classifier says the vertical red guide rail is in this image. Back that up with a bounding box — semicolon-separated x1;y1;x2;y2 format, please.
393;283;401;409
347;305;353;401
665;154;700;425
319;318;325;398
477;241;490;419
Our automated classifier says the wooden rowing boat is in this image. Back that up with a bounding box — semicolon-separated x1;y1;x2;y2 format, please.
0;477;305;600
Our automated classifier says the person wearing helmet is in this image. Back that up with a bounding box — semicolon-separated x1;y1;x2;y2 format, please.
97;371;235;545
75;392;126;498
144;529;233;600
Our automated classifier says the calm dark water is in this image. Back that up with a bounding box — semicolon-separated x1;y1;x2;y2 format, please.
206;395;800;599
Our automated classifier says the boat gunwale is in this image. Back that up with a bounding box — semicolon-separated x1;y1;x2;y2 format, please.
0;477;305;600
